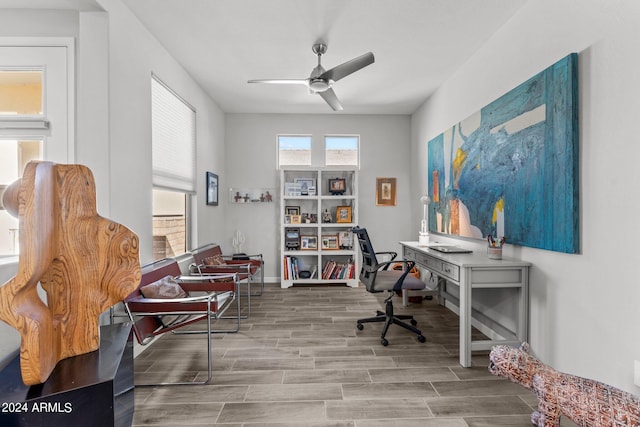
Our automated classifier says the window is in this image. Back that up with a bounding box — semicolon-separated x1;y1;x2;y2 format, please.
0;70;45;255
0;139;42;255
277;134;360;168
151;76;196;192
325;135;359;166
152;189;188;260
151;76;195;260
0;70;42;116
278;135;311;167
0;43;72;256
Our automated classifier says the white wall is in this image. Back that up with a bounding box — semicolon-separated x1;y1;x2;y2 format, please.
411;0;640;393
225;114;413;280
0;1;227;366
96;0;227;262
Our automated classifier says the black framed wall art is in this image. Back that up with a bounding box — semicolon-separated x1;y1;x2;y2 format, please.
206;172;218;206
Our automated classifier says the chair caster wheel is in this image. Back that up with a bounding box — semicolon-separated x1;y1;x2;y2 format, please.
381;338;389;346
410;319;417;326
418;335;426;343
357;323;364;331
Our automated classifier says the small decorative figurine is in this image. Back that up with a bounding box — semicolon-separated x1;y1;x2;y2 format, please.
322;209;332;223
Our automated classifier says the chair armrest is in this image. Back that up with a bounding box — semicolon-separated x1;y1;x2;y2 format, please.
174;274;238;293
182;282;237;293
364;259;414;272
126;290;233;314
216;261;252;267
374;251;397;268
127;293;217;305
192;264;252;275
365;260;416;287
224;259;262;269
221;253;263;260
386;259;415;270
176;273;238;282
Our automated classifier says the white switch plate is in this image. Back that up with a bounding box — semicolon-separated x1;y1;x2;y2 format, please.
635;360;640;387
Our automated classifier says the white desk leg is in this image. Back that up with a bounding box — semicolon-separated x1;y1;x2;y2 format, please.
517;267;529;342
459;269;472;367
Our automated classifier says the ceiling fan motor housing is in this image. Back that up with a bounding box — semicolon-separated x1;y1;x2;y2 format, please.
312;43;328;56
309;78;330;92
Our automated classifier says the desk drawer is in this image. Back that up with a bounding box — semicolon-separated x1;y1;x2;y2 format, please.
403;246;459;282
403;247;417;262
422;256;459;281
437;261;459;282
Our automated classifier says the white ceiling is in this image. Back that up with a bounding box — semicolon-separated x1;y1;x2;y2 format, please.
3;0;528;114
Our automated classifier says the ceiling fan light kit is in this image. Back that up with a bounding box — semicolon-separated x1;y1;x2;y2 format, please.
248;43;374;111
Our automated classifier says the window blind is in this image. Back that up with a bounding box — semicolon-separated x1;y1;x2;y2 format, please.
151;76;196;192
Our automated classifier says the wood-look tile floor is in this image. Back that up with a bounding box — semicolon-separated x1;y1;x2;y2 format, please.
132;284;577;426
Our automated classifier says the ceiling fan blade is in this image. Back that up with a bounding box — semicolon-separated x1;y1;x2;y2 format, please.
247;79;309;85
318;87;343;111
320;52;374;83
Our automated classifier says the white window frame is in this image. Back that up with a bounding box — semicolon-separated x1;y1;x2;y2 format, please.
324;134;360;168
151;75;196;256
277;134;312;168
0;38;74;256
0;37;75;164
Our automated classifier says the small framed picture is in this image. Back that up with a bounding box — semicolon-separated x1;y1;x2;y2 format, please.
335;206;352;223
300;235;318;250
284;182;302;196
321;235;339;250
206;172;219;206
338;231;353;249
328;178;346;195
290;214;302;224
376;177;397;206
294;178;316;196
285;205;301;215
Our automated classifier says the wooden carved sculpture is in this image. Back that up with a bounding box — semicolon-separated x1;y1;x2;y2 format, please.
489;343;640;426
0;161;141;385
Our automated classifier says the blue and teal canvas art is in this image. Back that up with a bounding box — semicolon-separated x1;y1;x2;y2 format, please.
427;53;579;253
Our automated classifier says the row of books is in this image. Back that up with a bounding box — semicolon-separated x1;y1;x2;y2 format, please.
282;256;317;280
282;256;355;281
321;259;355;280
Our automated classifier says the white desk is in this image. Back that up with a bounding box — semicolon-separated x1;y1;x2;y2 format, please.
400;241;530;367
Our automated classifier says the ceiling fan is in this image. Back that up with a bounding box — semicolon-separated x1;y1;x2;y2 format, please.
247;43;375;111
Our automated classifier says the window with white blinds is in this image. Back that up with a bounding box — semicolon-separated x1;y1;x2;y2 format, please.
151;76;196;192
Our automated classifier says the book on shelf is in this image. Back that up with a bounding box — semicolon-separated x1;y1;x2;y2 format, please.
321;258;355;280
283;255;300;280
283;256;320;281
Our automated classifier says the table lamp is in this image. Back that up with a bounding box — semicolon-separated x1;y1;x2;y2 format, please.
419;195;431;246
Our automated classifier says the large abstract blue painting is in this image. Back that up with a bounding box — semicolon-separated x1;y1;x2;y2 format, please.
427;53;579;253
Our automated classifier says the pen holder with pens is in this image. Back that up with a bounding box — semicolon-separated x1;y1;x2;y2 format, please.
486;235;505;260
487;246;502;259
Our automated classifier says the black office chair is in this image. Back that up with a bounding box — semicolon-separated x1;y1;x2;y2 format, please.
352;226;426;346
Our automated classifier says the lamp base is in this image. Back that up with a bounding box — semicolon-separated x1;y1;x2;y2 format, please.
418;232;430;246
